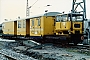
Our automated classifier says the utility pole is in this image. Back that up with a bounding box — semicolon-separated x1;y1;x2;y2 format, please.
71;0;86;20
26;0;29;17
26;0;39;17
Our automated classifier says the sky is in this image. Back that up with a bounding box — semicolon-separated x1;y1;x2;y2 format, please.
0;0;90;24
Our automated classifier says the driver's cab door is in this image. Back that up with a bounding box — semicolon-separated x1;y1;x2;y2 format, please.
55;15;62;30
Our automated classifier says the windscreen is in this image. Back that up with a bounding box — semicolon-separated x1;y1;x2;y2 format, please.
71;15;83;21
56;15;68;22
56;14;83;22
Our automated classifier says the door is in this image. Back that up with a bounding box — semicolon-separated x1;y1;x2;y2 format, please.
14;21;17;35
26;19;30;36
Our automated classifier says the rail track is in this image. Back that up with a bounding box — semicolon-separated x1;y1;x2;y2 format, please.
0;49;37;60
0;38;90;60
9;42;90;60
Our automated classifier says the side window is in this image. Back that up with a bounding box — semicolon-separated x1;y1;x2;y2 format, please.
56;16;61;22
32;20;34;26
18;21;21;28
38;18;40;26
23;20;26;28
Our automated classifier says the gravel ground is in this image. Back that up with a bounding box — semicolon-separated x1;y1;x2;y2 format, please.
28;45;90;60
0;54;8;60
0;38;90;60
0;39;37;60
0;49;37;60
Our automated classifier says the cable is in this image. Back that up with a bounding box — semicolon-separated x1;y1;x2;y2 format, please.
29;0;39;8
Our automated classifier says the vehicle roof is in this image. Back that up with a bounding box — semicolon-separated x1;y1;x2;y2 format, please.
21;12;61;19
2;19;17;23
3;12;61;22
57;13;83;16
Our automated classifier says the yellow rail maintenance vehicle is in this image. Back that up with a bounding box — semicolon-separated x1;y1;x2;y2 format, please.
55;13;84;44
2;12;61;42
2;12;87;45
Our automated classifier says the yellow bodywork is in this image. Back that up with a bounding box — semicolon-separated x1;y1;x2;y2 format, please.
2;21;17;35
30;16;55;36
72;22;83;34
55;21;83;34
55;21;71;31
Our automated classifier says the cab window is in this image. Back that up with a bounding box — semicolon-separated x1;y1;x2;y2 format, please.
56;16;61;22
72;16;83;21
56;15;68;22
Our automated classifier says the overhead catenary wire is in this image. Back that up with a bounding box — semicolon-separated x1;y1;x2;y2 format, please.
28;0;39;8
